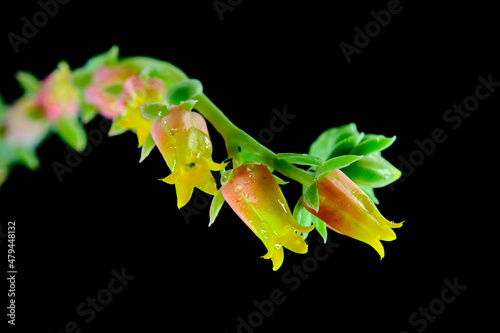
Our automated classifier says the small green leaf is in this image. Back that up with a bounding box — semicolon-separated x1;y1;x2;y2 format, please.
139;133;156;163
15;71;40;94
276;153;324;167
13;146;40;170
315;155;363;179
352;134;397;155
166;79;203;106
140;102;169;121
303;183;320;213
84;45;120;71
273;174;289;185
309;123;359;160
329;132;365;157
209;188;225;226
342;152;401;188
54;117;87;152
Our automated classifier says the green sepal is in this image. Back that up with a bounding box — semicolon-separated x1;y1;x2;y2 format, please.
360;186;379;205
180;99;197;111
209;188;225;226
108;116;128;137
236;147;265;168
53;116;87;152
315;155;363;179
166;79;203;106
303;182;320;213
15;71;40;95
293;198;313;239
80;99;98;124
313;216;328;243
342;152;402;188
139;133;156;163
276;153;324;167
13;146;40;170
140;102;169;121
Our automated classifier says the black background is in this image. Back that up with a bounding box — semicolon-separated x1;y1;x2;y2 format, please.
1;0;498;332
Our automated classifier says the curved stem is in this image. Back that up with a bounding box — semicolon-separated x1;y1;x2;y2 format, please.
194;93;315;187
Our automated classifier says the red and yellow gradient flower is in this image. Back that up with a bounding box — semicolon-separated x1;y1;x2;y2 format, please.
222;163;314;270
36;62;79;121
85;66;136;119
151;105;227;208
303;169;402;258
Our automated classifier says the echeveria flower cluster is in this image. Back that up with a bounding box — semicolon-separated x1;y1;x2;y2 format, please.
0;46;403;270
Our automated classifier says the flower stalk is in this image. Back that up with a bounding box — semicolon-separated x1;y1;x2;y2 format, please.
0;46;404;270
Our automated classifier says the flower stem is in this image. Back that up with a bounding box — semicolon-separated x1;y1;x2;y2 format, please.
194;93;315;187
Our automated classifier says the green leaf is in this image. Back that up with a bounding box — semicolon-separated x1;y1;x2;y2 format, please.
15;71;40;94
352;134;397;155
140;102;169;121
276;153;324;167
309;123;359;160
166;79;203;106
342;152;401;188
273;174;289;185
315;155;363;179
303;183;320;213
139;133;156;163
329;132;365;157
209;189;225;226
54;117;87;152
